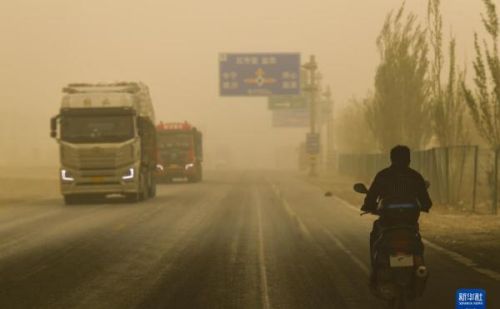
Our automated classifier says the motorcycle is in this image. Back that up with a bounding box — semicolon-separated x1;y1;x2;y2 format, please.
353;183;429;309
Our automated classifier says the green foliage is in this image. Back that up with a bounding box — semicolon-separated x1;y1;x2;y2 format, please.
463;0;500;148
366;4;431;151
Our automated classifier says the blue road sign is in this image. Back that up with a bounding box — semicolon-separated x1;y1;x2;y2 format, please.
219;53;301;96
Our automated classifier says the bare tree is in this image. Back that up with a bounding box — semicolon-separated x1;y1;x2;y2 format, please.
334;95;377;153
366;4;431;151
462;0;500;214
463;0;500;148
428;0;468;146
428;0;443;98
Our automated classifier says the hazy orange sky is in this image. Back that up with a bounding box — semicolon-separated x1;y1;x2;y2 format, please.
0;0;487;167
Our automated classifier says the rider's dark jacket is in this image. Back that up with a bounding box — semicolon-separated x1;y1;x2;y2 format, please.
361;164;432;225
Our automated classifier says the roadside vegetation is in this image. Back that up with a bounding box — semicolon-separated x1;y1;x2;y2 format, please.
335;0;475;152
332;0;500;214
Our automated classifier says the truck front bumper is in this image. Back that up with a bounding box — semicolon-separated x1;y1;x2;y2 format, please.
60;164;140;196
156;165;196;179
156;163;197;179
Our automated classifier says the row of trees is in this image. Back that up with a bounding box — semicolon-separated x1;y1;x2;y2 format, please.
336;0;500;153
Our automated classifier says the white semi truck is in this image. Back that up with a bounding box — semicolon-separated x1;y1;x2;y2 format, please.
50;82;157;204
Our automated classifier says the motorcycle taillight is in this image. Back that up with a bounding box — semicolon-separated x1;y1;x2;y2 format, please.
390;240;412;252
385;230;416;252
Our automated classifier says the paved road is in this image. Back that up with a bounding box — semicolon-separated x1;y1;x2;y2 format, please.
0;171;498;308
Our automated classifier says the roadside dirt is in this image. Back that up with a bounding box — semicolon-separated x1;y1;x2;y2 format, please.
0;166;59;205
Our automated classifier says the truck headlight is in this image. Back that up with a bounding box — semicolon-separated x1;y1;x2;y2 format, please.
185;163;195;170
61;169;74;182
122;167;135;180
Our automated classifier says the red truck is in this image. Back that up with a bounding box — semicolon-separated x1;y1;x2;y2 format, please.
156;121;203;183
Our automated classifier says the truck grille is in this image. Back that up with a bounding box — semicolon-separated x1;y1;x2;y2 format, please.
62;144;134;169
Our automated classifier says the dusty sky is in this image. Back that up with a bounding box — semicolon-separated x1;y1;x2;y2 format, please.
0;0;485;168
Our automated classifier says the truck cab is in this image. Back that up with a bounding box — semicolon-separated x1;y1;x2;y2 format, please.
50;82;157;204
156;122;203;183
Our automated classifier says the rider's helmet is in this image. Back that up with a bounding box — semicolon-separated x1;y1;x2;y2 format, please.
390;145;410;168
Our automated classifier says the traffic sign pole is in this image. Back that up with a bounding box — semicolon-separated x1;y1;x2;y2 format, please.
323;86;335;172
303;55;318;177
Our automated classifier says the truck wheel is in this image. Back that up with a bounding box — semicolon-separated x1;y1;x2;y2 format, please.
64;195;79;205
140;170;149;200
149;175;157;198
140;190;148;201
149;184;156;198
197;166;203;182
190;166;202;183
125;193;140;203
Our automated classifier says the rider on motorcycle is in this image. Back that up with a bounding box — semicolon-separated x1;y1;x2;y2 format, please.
361;145;432;288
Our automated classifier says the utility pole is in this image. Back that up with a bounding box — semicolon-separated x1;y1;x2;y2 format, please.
323;86;335;172
303;55;318;177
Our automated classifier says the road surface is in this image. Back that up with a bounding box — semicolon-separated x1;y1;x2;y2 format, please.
0;171;498;308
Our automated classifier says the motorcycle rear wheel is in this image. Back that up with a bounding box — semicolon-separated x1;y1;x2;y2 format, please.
389;294;405;309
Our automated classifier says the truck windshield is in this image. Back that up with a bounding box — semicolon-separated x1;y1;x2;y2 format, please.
158;133;192;149
61;115;135;143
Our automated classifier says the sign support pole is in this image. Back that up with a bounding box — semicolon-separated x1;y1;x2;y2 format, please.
303;55;318;177
324;86;335;172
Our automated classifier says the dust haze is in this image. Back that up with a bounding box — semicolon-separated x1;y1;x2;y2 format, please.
2;2;500;308
0;0;484;169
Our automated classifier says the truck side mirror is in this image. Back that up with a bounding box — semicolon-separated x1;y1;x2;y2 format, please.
50;115;59;138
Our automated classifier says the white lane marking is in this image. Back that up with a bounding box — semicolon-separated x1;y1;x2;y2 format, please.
282;198;312;238
330;194;500;282
423;240;500;281
269;182;312;239
229;209;242;265
322;228;370;275
255;189;271;309
269;181;368;275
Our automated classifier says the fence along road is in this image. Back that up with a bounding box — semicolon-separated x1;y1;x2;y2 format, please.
338;146;500;214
